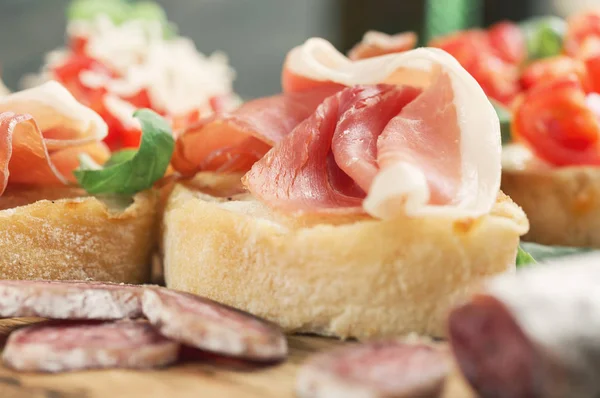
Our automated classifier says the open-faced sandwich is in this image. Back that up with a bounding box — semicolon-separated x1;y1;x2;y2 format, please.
161;37;529;339
23;0;239;151
352;10;600;249
0;80;172;283
500;9;600;248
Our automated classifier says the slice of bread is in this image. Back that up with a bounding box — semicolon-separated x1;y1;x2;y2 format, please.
162;173;528;339
0;186;157;283
502;167;600;247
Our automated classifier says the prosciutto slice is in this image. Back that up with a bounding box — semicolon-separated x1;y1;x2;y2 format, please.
0;81;109;195
171;86;341;175
348;31;418;60
243;84;422;213
251;38;501;219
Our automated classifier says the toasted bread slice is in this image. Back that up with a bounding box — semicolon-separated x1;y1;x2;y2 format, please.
502;166;600;248
0;186;157;283
162;173;528;339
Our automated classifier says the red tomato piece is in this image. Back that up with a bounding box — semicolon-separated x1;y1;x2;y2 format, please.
430;30;488;68
472;55;521;105
120;126;143;149
122;89;153;110
565;8;600;58
521;56;591;92
584;53;600;93
69;34;89;54
430;28;522;105
513;76;600;165
487;21;527;64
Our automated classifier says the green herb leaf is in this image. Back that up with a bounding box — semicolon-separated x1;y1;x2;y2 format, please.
519;242;594;263
490;98;512;144
104;149;137;168
516;245;537;267
519;16;567;61
74;109;174;195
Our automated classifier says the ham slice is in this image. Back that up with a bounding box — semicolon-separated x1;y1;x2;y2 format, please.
171;87;341;175
243;84;422;213
348;31;418;60
257;38;500;219
0;81;109;195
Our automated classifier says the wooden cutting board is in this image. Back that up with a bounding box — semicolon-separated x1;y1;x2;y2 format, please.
0;319;475;398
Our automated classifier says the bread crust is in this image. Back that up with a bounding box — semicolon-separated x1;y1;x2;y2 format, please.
162;173;528;339
0;186;157;283
502;167;600;247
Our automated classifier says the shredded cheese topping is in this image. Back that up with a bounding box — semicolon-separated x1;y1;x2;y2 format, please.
23;15;237;117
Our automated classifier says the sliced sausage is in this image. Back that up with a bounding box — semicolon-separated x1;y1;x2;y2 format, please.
141;287;287;361
2;320;179;372
296;340;449;398
0;279;143;320
449;252;600;398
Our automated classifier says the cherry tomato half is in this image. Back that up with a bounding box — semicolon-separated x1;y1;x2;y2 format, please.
520;56;591;92
513;76;600;166
565;8;600;58
487;21;527;64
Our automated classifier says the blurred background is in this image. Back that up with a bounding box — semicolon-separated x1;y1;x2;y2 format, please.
0;0;592;99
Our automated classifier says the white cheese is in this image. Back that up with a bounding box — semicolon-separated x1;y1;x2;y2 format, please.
24;15;236;117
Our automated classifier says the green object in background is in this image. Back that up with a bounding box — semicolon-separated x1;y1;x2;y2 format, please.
520;16;567;61
519;242;595;264
490;99;512;145
424;0;483;43
68;0;130;24
516;242;597;268
67;0;175;36
516;245;537;268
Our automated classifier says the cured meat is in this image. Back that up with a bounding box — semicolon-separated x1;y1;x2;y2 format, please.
2;320;179;372
0;280;143;320
0;81;110;195
449;252;600;398
243;84;423;213
171;86;340;175
141;287;288;361
348;31;418;60
296;340;449;398
256;39;500;219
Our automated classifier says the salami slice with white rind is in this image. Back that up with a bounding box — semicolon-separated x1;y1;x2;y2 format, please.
449;252;600;398
2;320;179;372
0;280;143;320
296;340;449;398
141;287;288;361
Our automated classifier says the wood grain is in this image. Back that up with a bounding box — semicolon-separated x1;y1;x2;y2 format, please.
0;319;475;398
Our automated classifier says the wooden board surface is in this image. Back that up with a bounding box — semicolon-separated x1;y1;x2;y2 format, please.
0;319;475;398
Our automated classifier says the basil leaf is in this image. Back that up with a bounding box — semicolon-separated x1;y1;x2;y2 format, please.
104;149;137;168
516;245;537;268
519;16;567;61
490;98;512;144
74;109;174;195
519;242;594;263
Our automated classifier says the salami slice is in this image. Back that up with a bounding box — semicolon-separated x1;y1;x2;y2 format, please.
449;252;600;398
2;320;179;372
141;287;288;361
0;280;143;320
296;340;449;398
